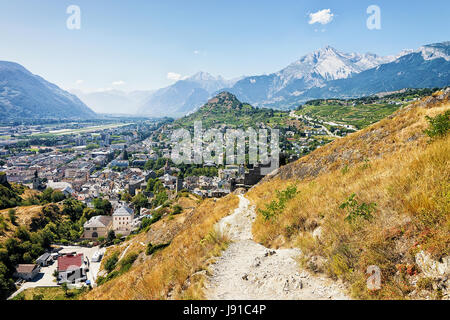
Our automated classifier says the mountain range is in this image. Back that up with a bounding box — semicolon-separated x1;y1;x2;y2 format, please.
135;72;240;118
1;42;449;120
135;42;449;117
0;61;96;120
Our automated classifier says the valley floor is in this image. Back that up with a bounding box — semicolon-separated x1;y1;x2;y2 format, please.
204;195;349;300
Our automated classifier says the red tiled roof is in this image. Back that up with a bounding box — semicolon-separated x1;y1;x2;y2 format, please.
57;254;83;272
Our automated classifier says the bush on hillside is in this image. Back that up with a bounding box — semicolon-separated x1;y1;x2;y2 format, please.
424;110;450;139
258;185;298;221
339;194;376;223
104;252;119;273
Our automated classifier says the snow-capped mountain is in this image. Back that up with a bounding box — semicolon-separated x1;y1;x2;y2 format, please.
223;42;449;109
135;43;449;117
414;42;450;61
225;46;395;108
137;72;240;118
292;42;450;102
0;61;96;120
277;46;393;85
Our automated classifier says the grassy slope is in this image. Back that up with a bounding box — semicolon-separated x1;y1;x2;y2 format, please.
296;103;402;129
247;91;449;299
13;286;86;300
84;194;239;300
0;204;43;241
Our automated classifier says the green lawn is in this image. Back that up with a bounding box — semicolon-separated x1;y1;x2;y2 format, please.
12;286;88;300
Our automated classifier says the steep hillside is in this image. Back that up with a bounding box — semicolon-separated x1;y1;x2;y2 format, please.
81;90;449;300
247;90;450;299
0;61;96;120
84;194;239;300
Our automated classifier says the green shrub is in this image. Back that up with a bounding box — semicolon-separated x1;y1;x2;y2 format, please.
340;194;376;223
8;209;17;225
258;185;298;221
424;110;450;139
146;242;170;256
172;204;183;215
140;212;163;231
104;253;119;273
119;252;139;273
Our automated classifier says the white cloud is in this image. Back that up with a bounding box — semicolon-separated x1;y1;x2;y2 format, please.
250;79;256;84
167;72;184;81
75;80;84;85
94;88;114;92
112;80;126;86
308;9;334;25
194;50;200;55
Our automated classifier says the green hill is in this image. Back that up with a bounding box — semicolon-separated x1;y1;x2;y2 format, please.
174;92;288;129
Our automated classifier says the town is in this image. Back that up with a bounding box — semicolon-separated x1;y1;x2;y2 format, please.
0;88;430;299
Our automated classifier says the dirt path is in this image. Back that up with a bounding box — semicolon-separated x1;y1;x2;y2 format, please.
204;195;349;300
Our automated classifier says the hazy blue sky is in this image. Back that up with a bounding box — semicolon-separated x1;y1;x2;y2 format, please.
0;0;449;92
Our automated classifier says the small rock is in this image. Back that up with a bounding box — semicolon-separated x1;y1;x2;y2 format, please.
312;227;323;240
416;251;450;278
252;257;261;268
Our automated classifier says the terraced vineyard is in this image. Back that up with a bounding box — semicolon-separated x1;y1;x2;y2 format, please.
295;103;403;129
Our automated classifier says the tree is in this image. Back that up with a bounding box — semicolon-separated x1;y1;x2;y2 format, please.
146;178;164;193
61;282;69;297
153;191;168;208
120;192;132;202
172;204;183;215
8;209;17;225
15;226;30;241
39;188;54;204
62;198;85;222
107;230;116;243
0;265;15;300
132;193;148;213
51;191;65;203
104;253;118;273
92;198;112;215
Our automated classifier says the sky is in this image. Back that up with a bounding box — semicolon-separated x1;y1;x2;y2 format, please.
0;0;449;92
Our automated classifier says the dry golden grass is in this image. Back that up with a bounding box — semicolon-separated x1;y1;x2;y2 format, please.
98;195;202;273
13;286;84;300
248;94;449;299
0;205;44;241
84;194;239;300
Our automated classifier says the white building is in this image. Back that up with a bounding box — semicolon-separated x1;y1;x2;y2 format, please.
112;203;134;236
